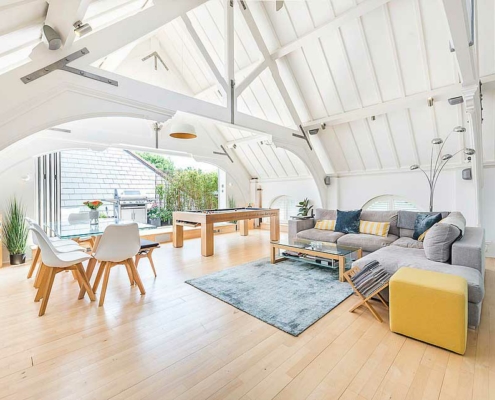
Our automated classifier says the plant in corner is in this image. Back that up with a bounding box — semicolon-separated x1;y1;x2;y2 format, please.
147;203;161;227
2;198;29;265
297;198;313;217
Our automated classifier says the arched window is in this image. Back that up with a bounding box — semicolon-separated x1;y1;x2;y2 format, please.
363;195;420;212
270;195;298;223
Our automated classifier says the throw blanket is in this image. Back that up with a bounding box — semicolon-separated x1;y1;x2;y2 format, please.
351;260;391;298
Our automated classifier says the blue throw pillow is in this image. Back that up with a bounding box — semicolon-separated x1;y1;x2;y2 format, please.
335;209;362;234
413;213;442;240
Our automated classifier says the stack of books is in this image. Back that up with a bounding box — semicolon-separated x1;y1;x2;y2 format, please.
350;260;391;298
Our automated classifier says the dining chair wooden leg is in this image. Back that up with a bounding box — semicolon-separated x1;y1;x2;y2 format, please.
34;264;49;302
78;258;96;300
134;256;141;268
27;247;41;279
127;258;145;295
39;268;57;316
75;263;96;302
92;262;106;293
147;250;157;277
34;263;46;289
98;263;112;307
124;261;135;286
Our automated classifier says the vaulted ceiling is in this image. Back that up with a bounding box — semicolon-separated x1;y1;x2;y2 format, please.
0;0;493;181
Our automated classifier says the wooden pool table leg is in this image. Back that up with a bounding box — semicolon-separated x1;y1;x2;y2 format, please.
239;219;249;236
270;215;280;242
201;223;214;257
173;222;183;248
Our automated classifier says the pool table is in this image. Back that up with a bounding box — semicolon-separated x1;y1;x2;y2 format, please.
173;207;280;256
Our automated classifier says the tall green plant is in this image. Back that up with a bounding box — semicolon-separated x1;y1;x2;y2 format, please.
2;198;28;255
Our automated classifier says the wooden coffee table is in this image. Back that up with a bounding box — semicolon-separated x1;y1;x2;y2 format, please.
270;238;362;282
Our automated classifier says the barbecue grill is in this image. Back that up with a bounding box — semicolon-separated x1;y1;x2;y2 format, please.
114;189;149;223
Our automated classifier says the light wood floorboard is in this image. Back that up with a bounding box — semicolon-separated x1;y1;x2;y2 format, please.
0;230;493;400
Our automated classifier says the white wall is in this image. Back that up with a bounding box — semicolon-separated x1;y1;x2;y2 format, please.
0;158;36;264
259;177;321;213
483;167;495;256
329;167;478;225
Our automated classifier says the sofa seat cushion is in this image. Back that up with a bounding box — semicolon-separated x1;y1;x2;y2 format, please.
296;229;345;243
337;233;398;253
352;246;484;304
391;237;424;249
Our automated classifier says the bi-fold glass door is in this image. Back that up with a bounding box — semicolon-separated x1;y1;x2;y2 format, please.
36;152;61;232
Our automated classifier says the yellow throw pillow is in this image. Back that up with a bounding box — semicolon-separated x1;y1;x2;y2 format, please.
359;221;390;237
315;220;336;231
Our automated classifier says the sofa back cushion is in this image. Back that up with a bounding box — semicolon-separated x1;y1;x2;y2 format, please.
397;211;450;231
314;208;336;221
360;210;399;236
423;223;462;262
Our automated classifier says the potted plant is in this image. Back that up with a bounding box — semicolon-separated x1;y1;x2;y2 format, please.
83;200;103;225
159;208;172;226
2;198;29;265
147;203;161;227
297;198;313;217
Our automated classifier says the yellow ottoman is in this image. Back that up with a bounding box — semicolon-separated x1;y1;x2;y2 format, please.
389;267;468;354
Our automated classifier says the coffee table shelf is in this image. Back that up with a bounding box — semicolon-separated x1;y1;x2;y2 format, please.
271;239;362;282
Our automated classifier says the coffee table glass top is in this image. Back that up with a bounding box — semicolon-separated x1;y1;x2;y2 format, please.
271;238;360;257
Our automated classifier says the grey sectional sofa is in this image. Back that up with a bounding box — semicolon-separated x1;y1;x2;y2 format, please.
288;209;485;328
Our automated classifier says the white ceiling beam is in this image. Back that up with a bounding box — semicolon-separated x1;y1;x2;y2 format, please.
181;14;228;93
235;61;267;98
303;82;465;128
441;0;477;85
270;0;393;60
45;0;92;47
225;133;271;148
225;0;235;121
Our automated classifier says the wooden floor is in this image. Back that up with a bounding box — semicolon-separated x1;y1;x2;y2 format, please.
0;230;493;400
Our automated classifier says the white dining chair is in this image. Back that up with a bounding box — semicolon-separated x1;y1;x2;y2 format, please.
30;228;96;316
26;220;88;286
92;223;145;307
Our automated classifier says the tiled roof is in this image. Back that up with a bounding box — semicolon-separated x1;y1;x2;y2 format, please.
60;148;158;209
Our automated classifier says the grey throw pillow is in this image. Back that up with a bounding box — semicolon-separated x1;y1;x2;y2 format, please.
423;223;462;263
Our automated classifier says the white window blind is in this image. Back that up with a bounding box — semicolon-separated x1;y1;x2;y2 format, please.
270;195;298;223
363;195;420;212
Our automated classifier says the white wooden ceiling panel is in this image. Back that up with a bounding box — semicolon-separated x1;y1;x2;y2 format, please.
320;32;362;111
477;0;495;77
286;50;328;120
283;1;315;37
319;128;350;172
349;120;380;170
300;40;344;116
273;148;299;176
386;111;417;167
262;146;289;177
247;75;284;126
0;2;46;36
233;3;261;66
286;150;310;175
239;87;268;121
408;106;438;165
247;143;278;177
340;19;381;106
260;1;298;48
258;68;295;127
387;0;427;95
331;0;356;15
248;1;279;53
419;0;458;89
306;0;334;28
334;123;365;170
367;116;399;169
360;6;402;102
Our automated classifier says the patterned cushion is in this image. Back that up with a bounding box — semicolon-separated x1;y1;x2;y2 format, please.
359;221;391;237
335;209;362;234
315;220;336;231
413;213;442;240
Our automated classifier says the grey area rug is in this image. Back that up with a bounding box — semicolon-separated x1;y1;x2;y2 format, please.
186;257;354;336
